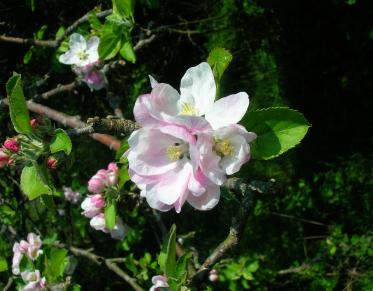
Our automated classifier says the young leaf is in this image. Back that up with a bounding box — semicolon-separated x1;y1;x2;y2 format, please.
105;202;117;230
21;163;51;200
207;47;233;83
50;129;72;155
120;41;136;63
176;253;192;283
6;74;32;134
44;248;68;283
158;224;177;278
242;107;310;160
98;27;122;60
113;0;135;18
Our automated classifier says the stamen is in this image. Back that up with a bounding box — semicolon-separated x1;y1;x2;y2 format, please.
167;145;183;161
77;50;89;60
213;138;235;156
180;103;198;116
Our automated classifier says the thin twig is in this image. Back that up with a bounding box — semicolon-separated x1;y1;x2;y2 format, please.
268;211;327;226
33;80;80;100
3;276;14;291
277;264;310;275
192;178;275;282
54;243;143;291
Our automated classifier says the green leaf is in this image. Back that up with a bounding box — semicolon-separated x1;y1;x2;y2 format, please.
44;248;68;283
88;11;103;30
113;0;135;18
158;224;177;277
120;41;136;63
98;28;122;60
207;47;233;83
36;25;48;40
0;256;8;272
6;74;32;134
49;129;72;155
105;202;117;230
176;253;192;283
242;107;310;160
55;26;65;39
20;164;51;200
24;48;34;64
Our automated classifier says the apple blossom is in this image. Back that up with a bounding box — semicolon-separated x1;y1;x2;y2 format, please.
127;126;220;212
12;243;23;275
209;269;219;282
59;33;99;67
21;270;46;291
63;186;81;204
26;233;43;260
81;194;105;218
150;275;169;291
83;70;106;91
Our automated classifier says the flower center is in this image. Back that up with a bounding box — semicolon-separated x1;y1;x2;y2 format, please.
167;143;187;161
30;273;37;281
179;103;198;116
77;50;89;60
213;138;235;156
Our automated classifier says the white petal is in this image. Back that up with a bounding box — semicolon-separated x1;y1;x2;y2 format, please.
87;36;100;51
59;50;80;65
69;33;87;51
180;62;216;116
220;134;250;175
206;92;249;129
149;75;159;88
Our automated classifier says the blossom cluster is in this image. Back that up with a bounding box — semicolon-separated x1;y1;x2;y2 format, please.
59;33;106;91
81;162;126;240
0;138;19;168
127;62;256;213
12;233;46;291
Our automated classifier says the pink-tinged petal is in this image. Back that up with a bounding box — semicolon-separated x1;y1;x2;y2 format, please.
69;33;87;52
173;115;212;134
159;125;195;145
214;124;257;143
146;83;180;122
206;92;250;129
134;94;164;127
180;62;216;116
87;36;100;51
187;182;220;210
197;134;226;185
127;128;180;175
154;162;192;206
144;184;174;212
129;169;162;185
148;75;158;88
188;168;208;196
220;134;250;175
90;213;109;233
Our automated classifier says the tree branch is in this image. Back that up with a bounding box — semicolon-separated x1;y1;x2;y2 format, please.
86;117;139;135
0;9;112;48
33;81;80;100
0;99;121;150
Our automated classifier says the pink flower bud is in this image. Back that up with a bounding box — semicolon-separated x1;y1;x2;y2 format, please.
209;269;219;282
81;194;105;218
4;138;19;153
106;162;118;186
47;157;58;170
88;169;108;193
0;149;10;168
19;240;29;253
89;213;108;233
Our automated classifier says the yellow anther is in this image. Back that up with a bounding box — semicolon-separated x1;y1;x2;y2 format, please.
167;145;183;161
214;138;235;156
77;50;88;60
180;103;198;116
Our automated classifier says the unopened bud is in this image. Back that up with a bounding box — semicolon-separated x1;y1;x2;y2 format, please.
4;138;20;153
30;119;38;129
209;269;219;282
47;157;58;170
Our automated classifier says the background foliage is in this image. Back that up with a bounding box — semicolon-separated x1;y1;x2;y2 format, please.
0;0;372;290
